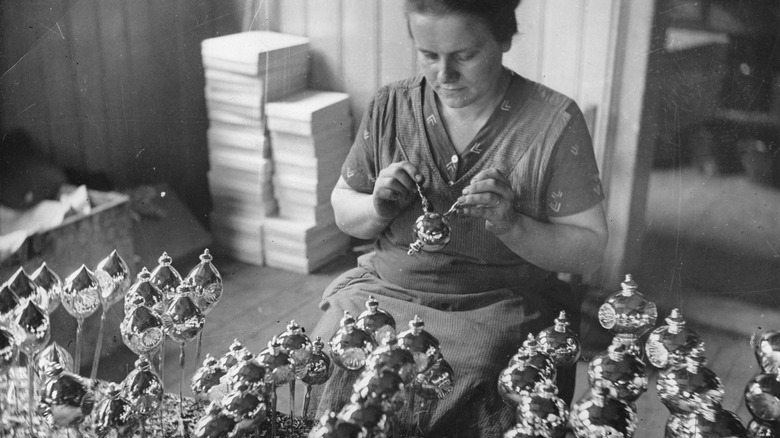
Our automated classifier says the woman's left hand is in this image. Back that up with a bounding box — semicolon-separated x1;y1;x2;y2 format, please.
457;168;518;235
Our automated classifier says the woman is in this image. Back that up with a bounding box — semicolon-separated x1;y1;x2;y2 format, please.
311;0;608;436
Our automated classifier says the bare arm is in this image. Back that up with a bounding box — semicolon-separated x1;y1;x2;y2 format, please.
331;162;423;240
457;169;608;275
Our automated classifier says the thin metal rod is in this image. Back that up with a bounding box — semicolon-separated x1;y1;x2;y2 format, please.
301;384;312;418
27;358;34;436
159;339;166;434
90;309;108;380
271;386;278;438
288;380;295;436
179;343;185;437
195;330;204;365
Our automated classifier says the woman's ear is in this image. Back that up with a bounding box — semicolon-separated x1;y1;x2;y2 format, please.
502;40;512;53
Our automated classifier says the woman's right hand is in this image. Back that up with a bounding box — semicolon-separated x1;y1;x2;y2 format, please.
372;162;423;219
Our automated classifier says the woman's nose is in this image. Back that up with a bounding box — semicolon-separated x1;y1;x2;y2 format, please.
437;57;459;83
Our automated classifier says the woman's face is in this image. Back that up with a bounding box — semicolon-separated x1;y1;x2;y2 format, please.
408;11;509;110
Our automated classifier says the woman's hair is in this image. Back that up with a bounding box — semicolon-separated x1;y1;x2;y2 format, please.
405;0;522;45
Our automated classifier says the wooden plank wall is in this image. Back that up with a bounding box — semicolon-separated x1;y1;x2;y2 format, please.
0;1;245;222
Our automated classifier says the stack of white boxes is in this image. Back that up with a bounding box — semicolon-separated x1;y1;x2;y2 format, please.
200;31;309;265
264;90;353;273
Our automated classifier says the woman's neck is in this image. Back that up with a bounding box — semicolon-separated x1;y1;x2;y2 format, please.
438;67;511;123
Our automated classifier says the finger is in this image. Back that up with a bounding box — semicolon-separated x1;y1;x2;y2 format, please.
469;168;507;184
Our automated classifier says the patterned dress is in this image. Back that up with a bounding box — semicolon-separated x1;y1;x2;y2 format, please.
310;71;604;437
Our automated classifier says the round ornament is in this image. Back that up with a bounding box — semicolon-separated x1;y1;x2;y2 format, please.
61;264;101;320
514;381;569;438
257;336;296;386
338;401;389;437
569;388;638;438
745;373;780;424
37;362;96;429
191;354;228;399
657;355;724;415
747;419;780;437
186;249;223;314
124;267;165;316
93;382;138;438
508;334;557;380
220;339;250;370
278;320;313;373
415;357;455;400
646;308;705;370
0;326;18;375
121;304;164;357
95;249;132;307
588;336;648;403
31;262;62;314
356;296;396;346
755;331;780;375
194;402;237;438
350;368;408;414
397;315;440;374
329;311;376;371
162;280;205;345
221;382;268;435
366;337;417;385
498;366;553;408
665;408;747;438
408;211;452;254
302;337;333;386
598;274;657;338
309;410;368;438
120;357;164;420
35;341;74;380
225;350;267;392
149;251;183;302
537;311;581;368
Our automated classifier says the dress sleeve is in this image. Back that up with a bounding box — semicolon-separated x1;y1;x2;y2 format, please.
340;97;378;195
544;103;605;218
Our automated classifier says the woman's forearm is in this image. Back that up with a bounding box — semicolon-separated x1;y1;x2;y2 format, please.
331;183;392;240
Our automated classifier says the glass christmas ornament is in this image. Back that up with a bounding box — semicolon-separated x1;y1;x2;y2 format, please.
0;326;18;376
657;355;724;415
366;336;417;385
514;381;569;438
279;319;313;372
150;251;183;302
35;342;74;380
121;304;164;358
163;280;205;345
225;350;266;392
397;315;440;374
191;354;227;400
31;262;62;314
509;334;558;379
498;366;553;408
339;401;389;437
598;275;658;348
665;408;747;438
330;311;376;371
95;249;132;308
124;267;165;316
302;337;333;418
569;388;638;438
351;368;408;414
755;331;780;375
504;423;553;438
309;410;368;438
537;310;581;368
6;267;41;308
120;357;163;422
194;402;237;438
37;362;96;429
186;248;223;315
221;382;268;436
0;281;20;323
15;301;50;357
588;336;649;403
747;419;780;437
416;357;455;400
220;339;250;370
356;295;396;346
258;336;296;387
646;308;705;370
745;373;780;424
62;264;101;371
408;211;452;254
93;382;138;438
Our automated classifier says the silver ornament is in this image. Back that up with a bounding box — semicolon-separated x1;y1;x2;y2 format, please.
415;357;454;400
278;319;313;374
220;338;250;370
6;267;41;307
95;250;132;307
224;350;267;392
0;326;18;375
221;382;268;435
37;362;95;429
397;315;440;373
194;402;237;438
0;281;20;323
31;262;62;314
646;308;705;370
569;388;637;438
186;249;223;314
665;408;747;437
408;211;452;254
120;357;163;420
302;337;333;386
598;274;657;339
124;267;165;316
162;280;205;345
588;336;648;403
150;251;183;302
745;373;780;424
15;300;51;356
537;310;581;368
509;334;557;379
755;331;780;375
498;367;553;408
365;337;416;385
338;401;389;437
350;368;408;414
257;336;296;386
93;382;138;438
329;311;376;371
356;296;396;346
121;304;164;357
514;381;569;437
309;410;368;438
191;354;227;400
657;355;724;415
62;264;101;320
36;342;74;380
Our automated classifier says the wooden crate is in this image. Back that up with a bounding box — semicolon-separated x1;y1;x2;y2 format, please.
0;190;137;379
